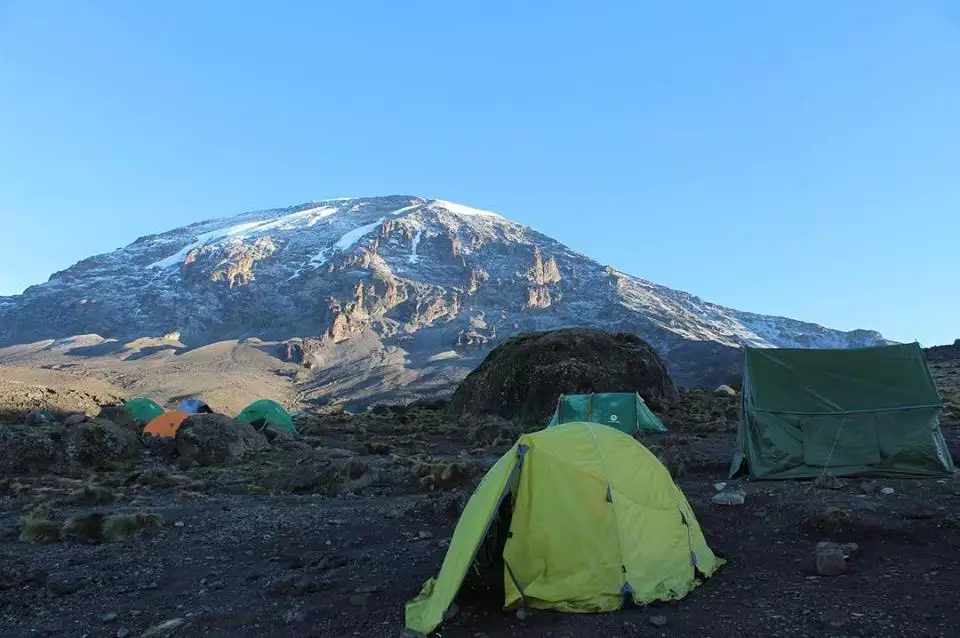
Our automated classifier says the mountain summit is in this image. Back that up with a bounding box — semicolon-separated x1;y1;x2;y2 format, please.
0;196;887;405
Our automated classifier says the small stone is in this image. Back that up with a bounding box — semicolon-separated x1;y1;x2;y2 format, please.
140;618;186;638
859;480;877;494
117;630;130;638
713;482;727;491
880;487;895;495
815;542;849;576
418;530;434;540
819;611;849;628
174;521;185;528
282;608;306;625
648;614;668;627
516;607;531;621
712;491;745;506
65;414;88;426
813;473;843;490
102;612;119;623
47;576;81;595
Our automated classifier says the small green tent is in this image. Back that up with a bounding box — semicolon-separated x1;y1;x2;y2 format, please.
404;422;722;634
123;398;165;424
546;392;667;434
730;343;954;479
235;399;295;434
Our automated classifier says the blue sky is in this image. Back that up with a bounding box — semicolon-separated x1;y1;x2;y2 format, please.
1;1;958;345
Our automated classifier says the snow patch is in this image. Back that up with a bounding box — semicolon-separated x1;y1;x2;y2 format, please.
408;231;422;264
390;204;421;217
429;200;502;218
146;220;268;269
334;218;384;252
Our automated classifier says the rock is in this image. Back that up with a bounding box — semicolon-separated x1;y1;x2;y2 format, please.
443;603;459;621
175;414;266;466
25;410;56;426
819;611;849;629
450;328;678;424
47;575;81;595
712;491;745;506
102;612;119;623
880;487;896;495
96;405;138;431
648;614;668;628
815;541;850;576
713;482;727;491
62;419;142;472
117;629;131;638
140;618;186;638
282;608;306;625
516;607;531;621
64;414;88;426
813;473;844;490
713;384;737;397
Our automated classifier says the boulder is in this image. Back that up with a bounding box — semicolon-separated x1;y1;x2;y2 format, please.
713;384;737;398
175;414;266;466
450;328;678;425
96;405;139;433
0;419;140;477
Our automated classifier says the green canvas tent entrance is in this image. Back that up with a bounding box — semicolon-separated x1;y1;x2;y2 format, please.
235;399;295;434
404;422;723;635
546;392;667;434
730;343;954;480
123;398;164;424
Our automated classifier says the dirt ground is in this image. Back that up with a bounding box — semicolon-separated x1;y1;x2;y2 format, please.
1;399;959;638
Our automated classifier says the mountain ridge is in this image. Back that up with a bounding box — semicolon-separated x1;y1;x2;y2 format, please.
0;195;889;406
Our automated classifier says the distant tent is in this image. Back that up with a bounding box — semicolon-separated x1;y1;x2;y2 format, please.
730;343;955;479
123;398;165;424
143;411;189;438
235;400;295;434
179;399;213;414
546;393;667;434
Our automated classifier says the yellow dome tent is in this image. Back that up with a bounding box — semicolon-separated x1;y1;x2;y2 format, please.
404;422;724;634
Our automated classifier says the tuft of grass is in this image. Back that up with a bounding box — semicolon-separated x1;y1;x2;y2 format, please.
102;513;163;542
61;512;106;543
67;485;116;505
19;516;63;543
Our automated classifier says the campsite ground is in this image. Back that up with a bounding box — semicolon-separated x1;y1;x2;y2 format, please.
1;360;959;637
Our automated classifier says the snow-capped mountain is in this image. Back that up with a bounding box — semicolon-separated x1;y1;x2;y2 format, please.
0;196;888;401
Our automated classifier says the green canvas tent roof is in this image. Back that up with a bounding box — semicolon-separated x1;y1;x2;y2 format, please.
546;393;667;434
123;398;165;424
235;399;296;434
404;422;722;634
730;343;954;479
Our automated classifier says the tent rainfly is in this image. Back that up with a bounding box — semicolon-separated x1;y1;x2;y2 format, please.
404;422;722;634
547;392;667;434
123;398;165;424
730;343;955;479
235;400;296;434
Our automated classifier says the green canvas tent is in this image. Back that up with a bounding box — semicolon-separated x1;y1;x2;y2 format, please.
123;398;165;424
546;393;667;434
404;422;722;635
730;343;954;479
235;399;296;434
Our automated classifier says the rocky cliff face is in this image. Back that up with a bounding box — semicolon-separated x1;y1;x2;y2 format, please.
0;196;890;401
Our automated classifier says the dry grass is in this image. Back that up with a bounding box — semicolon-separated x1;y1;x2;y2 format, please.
67;485;116;505
102;512;164;542
19;516;63;542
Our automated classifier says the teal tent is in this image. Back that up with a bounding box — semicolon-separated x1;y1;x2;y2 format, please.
123;398;165;424
547;392;667;434
235;399;296;434
730;343;954;479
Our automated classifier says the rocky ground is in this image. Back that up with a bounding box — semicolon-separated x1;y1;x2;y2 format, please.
1;366;959;638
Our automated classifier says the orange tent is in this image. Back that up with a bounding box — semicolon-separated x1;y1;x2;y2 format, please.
143;411;189;438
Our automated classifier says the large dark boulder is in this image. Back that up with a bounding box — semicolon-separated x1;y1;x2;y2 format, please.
450;328;678;425
175;413;266;466
0;419;140;477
